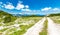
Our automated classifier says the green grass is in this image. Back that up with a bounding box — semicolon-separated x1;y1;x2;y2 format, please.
3;17;42;26
4;22;16;26
0;10;43;35
0;24;3;26
53;20;60;24
10;24;34;35
2;17;42;35
50;16;60;24
39;19;48;35
20;17;42;22
0;28;8;32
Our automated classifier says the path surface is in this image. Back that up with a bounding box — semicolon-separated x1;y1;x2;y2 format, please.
24;17;46;35
47;17;60;35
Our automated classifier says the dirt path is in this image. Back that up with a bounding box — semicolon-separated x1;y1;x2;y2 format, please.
24;17;46;35
47;17;60;35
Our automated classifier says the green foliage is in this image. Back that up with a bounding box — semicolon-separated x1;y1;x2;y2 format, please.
0;28;8;32
4;16;11;23
10;24;34;35
0;10;17;23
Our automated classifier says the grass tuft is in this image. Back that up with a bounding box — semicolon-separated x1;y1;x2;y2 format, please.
39;19;48;35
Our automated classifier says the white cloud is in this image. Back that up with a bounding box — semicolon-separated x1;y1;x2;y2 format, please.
0;1;30;10
15;3;24;10
3;2;15;9
1;1;60;15
41;7;52;11
53;8;60;11
4;4;15;9
21;9;31;11
25;5;29;8
19;13;22;14
32;10;40;12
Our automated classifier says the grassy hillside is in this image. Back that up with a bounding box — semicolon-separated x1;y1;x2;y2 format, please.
0;10;17;23
0;10;43;35
47;13;60;17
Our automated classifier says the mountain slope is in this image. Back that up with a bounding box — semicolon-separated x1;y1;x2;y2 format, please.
0;10;17;23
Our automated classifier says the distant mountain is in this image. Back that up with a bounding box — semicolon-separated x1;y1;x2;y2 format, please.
12;14;45;17
0;10;17;23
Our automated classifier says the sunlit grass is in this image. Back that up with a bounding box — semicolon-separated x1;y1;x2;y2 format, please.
50;16;60;24
10;24;34;35
2;17;42;35
0;28;8;32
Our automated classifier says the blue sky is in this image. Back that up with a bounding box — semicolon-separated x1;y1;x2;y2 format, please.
0;0;60;15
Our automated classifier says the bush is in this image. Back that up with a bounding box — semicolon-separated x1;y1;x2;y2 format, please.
4;16;11;23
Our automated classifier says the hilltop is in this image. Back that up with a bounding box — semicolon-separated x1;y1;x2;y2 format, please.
0;10;17;23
